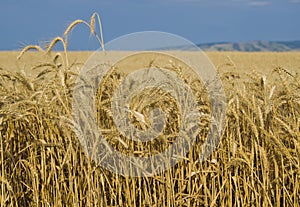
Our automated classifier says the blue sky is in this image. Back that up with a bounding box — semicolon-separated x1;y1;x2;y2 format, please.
0;0;299;50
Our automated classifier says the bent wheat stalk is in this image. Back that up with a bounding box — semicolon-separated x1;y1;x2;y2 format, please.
17;45;45;60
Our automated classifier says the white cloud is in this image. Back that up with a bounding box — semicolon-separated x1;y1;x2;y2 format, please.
246;1;270;6
166;0;272;6
289;0;300;3
171;0;212;2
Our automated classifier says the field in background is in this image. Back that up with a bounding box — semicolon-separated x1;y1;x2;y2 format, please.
1;51;300;75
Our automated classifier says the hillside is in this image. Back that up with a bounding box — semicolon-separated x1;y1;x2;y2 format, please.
197;40;300;52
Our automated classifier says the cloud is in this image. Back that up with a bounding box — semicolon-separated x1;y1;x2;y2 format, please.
170;0;212;2
246;1;270;6
289;0;300;3
228;0;272;7
164;0;272;7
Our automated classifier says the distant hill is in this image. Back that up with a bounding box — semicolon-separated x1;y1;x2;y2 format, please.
168;40;300;52
197;40;300;52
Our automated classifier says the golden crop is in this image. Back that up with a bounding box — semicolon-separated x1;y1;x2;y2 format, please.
0;13;299;207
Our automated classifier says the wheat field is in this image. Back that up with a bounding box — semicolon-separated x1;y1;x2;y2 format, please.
0;14;299;207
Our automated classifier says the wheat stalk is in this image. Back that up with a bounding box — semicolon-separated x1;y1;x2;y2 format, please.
87;12;105;51
17;45;44;60
63;19;86;37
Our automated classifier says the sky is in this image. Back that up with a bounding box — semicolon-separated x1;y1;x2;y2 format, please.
0;0;299;50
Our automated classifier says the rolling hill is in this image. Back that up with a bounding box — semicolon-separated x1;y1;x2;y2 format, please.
197;40;300;52
168;40;300;52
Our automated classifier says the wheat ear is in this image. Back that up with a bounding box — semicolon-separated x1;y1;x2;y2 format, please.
17;45;44;60
63;19;85;37
90;12;105;51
